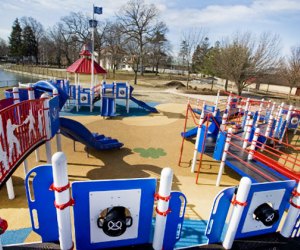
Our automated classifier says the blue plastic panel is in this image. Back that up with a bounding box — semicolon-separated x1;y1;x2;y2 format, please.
204;105;215;113
205;187;236;243
235;180;296;239
288;114;300;129
163;191;187;250
116;83;129;99
213;131;226;161
49;96;60;137
25;165;58;242
197;125;207;153
72;178;156;250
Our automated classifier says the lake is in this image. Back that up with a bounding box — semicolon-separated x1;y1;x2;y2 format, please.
0;69;40;87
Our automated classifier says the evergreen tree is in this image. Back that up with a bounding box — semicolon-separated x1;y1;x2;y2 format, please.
9;18;23;63
22;25;38;63
192;37;210;73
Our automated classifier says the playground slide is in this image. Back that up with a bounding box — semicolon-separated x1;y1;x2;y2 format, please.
129;86;158;113
181;127;198;138
130;96;158;113
59;117;123;150
101;97;115;117
33;80;69;109
181;118;220;139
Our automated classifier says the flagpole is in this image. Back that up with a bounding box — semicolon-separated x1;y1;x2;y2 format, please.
91;4;95;112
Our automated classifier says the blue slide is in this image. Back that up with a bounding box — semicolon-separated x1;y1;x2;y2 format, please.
59;117;123;150
181;127;198;138
129;86;158;113
130;96;158;113
101;97;115;117
181;118;221;139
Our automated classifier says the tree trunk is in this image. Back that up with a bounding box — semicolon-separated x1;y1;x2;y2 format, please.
237;82;242;96
134;70;138;85
225;78;228;92
210;80;214;91
186;62;190;89
113;65;116;79
288;86;293;100
140;42;144;76
155;62;159;76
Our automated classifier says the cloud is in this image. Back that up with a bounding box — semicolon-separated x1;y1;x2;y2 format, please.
0;0;299;54
159;0;300;31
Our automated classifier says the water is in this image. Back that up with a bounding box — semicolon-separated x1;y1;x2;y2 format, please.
0;68;40;87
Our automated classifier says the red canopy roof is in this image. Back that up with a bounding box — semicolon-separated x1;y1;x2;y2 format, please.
66;58;107;74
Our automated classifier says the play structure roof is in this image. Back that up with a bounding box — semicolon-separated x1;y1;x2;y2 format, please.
66;45;107;74
66;58;107;74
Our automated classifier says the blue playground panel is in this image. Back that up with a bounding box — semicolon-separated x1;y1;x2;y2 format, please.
72;178;156;249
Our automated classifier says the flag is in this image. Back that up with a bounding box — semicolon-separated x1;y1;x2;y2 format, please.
89;19;98;28
94;6;103;15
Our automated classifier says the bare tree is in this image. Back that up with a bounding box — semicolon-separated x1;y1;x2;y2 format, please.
0;38;8;58
117;0;164;81
215;32;281;95
281;46;300;99
124;39;140;85
94;20;109;64
146;23;170;75
48;22;76;67
179;28;208;89
61;12;90;45
104;22;126;77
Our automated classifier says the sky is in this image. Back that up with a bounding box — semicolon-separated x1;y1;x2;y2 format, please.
0;0;300;56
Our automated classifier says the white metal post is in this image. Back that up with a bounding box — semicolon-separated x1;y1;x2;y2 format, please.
243;119;253;149
226;92;232;116
213;90;220;117
262;115;274;151
248;128;260;161
222;177;252;249
242;98;250;129
75;80;79;112
270;102;276;116
152;167;173;250
6;87;22;198
279;105;293;144
52;152;73;250
280;181;300;238
6;177;15;200
191;102;205;173
216;128;232;186
221;112;228;131
90;86;94;112
91;5;95;100
126;82;130;113
243;112;251;134
274;102;284;138
60;80;65;111
41;93;52;163
256;98;264;125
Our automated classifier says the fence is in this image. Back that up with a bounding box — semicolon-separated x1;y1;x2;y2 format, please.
0;99;47;187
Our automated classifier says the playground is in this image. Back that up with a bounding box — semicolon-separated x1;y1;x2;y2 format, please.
0;49;299;250
0;87;240;242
